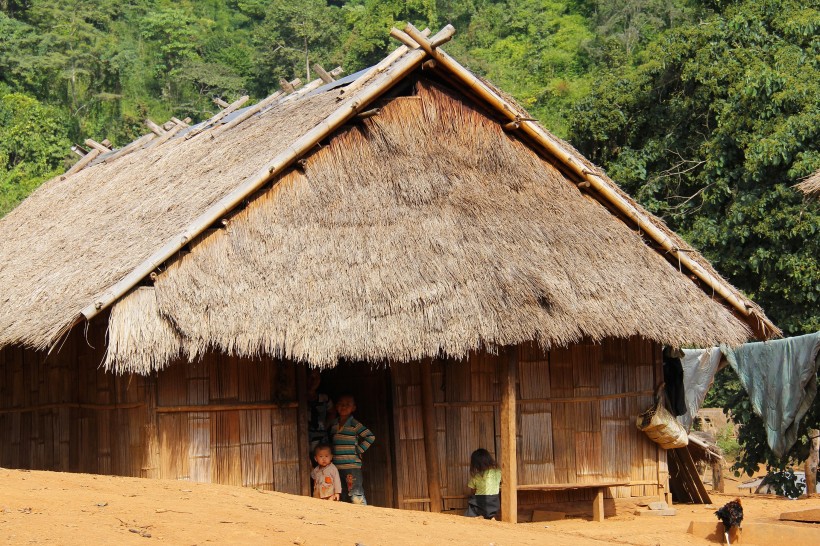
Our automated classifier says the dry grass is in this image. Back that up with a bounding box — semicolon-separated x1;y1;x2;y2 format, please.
106;82;753;372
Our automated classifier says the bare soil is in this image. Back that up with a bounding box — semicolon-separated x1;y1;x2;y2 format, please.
2;467;818;545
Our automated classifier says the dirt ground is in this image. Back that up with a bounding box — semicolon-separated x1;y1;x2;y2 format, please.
2;467;819;546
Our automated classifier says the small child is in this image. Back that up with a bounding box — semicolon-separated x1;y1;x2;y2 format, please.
329;394;375;505
310;443;341;501
464;448;501;519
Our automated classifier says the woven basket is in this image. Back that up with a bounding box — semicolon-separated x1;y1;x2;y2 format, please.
636;402;689;449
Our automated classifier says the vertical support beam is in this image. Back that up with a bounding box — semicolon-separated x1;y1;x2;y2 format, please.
593;488;605;522
296;364;311;496
499;345;518;523
806;429;819;497
420;358;443;513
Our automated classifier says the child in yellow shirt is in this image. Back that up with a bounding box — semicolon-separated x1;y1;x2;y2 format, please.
464;448;501;519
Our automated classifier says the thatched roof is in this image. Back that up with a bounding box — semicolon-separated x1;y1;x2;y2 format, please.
797;169;820;197
0;25;777;372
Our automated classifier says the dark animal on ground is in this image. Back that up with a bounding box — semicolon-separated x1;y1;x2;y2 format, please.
714;498;743;545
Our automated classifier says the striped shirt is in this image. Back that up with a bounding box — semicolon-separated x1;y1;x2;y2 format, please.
330;415;375;469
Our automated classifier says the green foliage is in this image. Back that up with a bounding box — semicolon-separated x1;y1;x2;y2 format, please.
573;0;820;473
0;93;70;215
715;423;741;460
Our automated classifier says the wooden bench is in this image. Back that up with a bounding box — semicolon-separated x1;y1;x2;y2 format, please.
517;481;630;522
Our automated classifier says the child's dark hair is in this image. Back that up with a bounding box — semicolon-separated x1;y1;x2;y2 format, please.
470;448;498;476
313;442;332;456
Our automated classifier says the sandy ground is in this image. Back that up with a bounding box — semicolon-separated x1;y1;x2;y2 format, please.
1;468;819;546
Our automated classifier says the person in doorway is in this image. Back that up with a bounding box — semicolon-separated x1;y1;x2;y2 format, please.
329;394;375;505
464;448;501;519
307;368;334;455
310;442;341;501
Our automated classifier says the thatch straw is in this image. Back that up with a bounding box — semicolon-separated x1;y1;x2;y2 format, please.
0;87;342;350
104;287;185;373
105;82;753;372
797;169;820;197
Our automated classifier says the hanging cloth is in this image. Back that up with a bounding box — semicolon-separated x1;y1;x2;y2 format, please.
679;348;724;432
721;332;820;458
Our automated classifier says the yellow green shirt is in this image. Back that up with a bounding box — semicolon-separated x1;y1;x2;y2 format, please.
467;468;501;495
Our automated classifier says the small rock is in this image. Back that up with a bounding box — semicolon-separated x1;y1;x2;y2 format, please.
292;538;305;545
648;501;668;511
96;502;108;507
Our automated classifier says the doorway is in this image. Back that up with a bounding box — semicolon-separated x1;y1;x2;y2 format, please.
318;362;396;508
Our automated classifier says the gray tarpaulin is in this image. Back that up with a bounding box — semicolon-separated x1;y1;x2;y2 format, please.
679;348;723;431
721;332;820;458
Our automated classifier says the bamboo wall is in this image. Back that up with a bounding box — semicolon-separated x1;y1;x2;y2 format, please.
392;337;667;514
0;322;307;496
1;327;666;516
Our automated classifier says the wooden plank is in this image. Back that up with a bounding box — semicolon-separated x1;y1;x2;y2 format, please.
499;346;518;523
420;359;443;512
517;481;628;491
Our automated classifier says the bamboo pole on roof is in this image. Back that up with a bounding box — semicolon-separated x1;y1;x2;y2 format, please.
402;22;776;339
79;25;455;322
213;91;286;135
185;95;250;140
61;149;101;178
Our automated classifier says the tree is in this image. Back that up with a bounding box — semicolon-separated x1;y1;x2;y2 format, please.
0;93;70;216
570;0;820;472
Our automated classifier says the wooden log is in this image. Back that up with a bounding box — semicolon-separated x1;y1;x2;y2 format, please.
279;78;295;94
312;64;334;83
143;120;186;149
420;359;443;513
101;133;156;163
70;145;87;157
144;118;166;136
340;28;431;99
390;27;419;49
500;345;518;523
62;148;101;178
84;138;111;153
185;95;250;140
213;97;230;109
214;91;285;134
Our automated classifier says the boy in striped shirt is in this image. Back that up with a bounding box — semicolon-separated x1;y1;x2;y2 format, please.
329;394;375;504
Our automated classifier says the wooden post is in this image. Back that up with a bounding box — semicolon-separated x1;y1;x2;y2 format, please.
499;345;518;523
806;429;819;498
420;359;443;513
712;460;724;493
296;364;311;497
593;488;605;522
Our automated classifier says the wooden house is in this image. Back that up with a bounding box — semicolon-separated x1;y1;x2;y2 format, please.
0;25;778;522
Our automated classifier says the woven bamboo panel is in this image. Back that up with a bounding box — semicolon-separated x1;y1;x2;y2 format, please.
239;409;273;489
158;413;189;479
211;411;240;485
271;407;300;494
391;363;428;507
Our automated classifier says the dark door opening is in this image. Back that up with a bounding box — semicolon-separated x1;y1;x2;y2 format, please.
318;362;396;508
